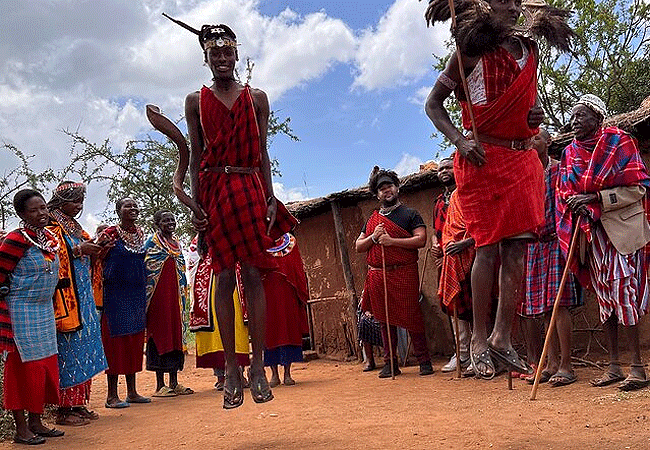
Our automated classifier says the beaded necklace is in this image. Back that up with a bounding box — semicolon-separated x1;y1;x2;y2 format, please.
116;224;145;253
379;201;402;216
20;222;60;255
157;232;181;256
51;209;84;239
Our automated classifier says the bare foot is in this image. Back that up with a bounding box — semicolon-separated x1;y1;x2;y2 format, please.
270;374;281;387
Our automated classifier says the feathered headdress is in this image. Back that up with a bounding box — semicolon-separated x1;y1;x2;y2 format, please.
423;0;575;57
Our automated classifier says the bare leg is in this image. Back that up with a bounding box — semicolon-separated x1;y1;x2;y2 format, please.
363;342;376;370
214;268;241;402
240;263;273;402
470;244;498;376
283;364;295;385
488;239;526;350
106;374;121;405
13;410;35;441
625;324;646;380
27;412;50;434
126;373;149;402
270;365;281;387
155;371;165;391
554;307;573;376
169;371;178;389
521;317;543;367
542;315;560;374
591;314;624;386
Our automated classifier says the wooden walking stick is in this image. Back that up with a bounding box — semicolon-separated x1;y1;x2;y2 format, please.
381;245;395;380
530;224;579;400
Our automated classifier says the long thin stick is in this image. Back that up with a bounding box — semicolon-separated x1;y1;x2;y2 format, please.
447;0;481;144
454;306;461;378
530;226;580;400
381;245;395;380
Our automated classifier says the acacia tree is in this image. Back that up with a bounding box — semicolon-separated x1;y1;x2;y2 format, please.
538;0;650;129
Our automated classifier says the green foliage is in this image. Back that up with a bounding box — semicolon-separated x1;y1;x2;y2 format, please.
0;145;57;230
538;0;650;129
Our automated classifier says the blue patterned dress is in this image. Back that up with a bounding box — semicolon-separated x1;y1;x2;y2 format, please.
56;232;107;393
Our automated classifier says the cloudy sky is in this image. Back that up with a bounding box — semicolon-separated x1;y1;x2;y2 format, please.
1;0;452;231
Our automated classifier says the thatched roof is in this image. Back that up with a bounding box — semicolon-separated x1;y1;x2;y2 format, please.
288;169;440;219
549;102;650;155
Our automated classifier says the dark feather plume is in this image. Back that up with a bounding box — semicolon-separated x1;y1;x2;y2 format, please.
529;6;575;52
162;12;201;35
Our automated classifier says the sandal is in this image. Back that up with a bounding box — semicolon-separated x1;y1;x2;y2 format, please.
73;407;99;420
249;370;274;404
223;374;244;410
32;427;64;438
590;371;625;387
56;411;90;426
172;384;194;395
488;344;532;374
618;374;650;392
525;369;554;385
549;371;577;387
470;345;495;380
153;386;177;397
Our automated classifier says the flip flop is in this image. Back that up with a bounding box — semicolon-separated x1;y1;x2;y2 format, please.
590;371;625;387
618;375;650;392
73;407;99;420
549;372;577;387
33;428;65;438
152;386;177;397
488;345;532;374
172;384;194;395
126;395;152;404
223;375;244;410
249;370;274;403
470;346;495;380
525;369;554;385
105;400;130;409
14;435;45;445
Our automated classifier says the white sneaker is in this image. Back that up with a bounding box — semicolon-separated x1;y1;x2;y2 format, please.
441;354;457;373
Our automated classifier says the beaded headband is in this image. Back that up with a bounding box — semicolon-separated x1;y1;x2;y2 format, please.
162;13;239;51
55;182;85;193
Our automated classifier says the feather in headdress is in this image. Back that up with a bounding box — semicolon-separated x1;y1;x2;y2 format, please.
422;0;575;56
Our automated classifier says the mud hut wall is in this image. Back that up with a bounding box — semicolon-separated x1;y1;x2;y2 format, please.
294;211;363;359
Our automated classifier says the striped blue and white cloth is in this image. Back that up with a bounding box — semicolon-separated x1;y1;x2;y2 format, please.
6;245;59;362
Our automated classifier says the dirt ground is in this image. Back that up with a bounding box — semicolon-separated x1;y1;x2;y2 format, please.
2;353;650;450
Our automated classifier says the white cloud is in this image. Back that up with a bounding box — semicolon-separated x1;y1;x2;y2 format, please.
273;181;310;203
394;153;423;177
409;85;434;106
352;0;449;90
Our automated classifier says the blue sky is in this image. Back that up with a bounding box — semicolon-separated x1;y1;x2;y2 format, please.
0;0;452;230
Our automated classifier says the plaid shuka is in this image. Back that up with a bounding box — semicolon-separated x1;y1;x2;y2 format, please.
360;211;424;333
5;245;59;362
455;38;544;247
432;192;449;242
557;127;650;325
520;163;580;317
438;190;474;317
198;85;298;273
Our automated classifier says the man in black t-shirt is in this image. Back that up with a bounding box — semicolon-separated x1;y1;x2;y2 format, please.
355;167;433;377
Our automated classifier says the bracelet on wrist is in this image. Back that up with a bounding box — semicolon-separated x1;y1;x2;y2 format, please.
266;195;276;205
371;235;378;244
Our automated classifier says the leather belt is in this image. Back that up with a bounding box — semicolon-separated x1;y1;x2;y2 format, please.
368;262;417;272
202;166;260;174
476;135;533;151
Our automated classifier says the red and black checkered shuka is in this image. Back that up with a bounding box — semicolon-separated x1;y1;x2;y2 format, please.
360;211;424;333
432;193;448;243
454;38;544;247
198;86;297;273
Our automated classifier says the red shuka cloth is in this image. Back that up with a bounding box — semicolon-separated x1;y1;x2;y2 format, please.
264;240;309;349
59;379;91;408
438;191;474;316
198;85;298;273
455;41;544;247
101;314;144;375
146;258;183;355
361;211;424;333
3;352;59;413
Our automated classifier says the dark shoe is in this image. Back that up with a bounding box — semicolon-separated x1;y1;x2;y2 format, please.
488;344;532;375
223;374;244;409
33;428;64;438
419;361;434;376
378;359;401;378
590;371;625;387
14;435;45;445
249;370;274;404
